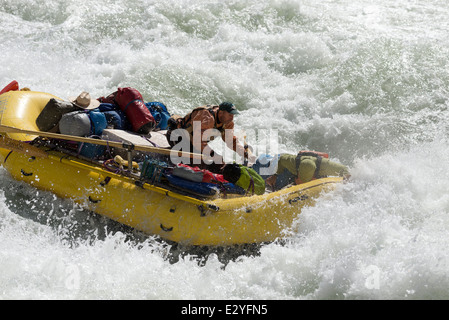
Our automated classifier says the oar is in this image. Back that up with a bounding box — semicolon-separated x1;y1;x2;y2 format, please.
0;124;204;161
0;133;48;158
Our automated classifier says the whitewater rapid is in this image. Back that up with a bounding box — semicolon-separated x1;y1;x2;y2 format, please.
2;0;449;299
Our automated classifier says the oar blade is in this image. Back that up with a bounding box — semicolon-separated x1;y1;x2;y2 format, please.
0;134;48;158
0;124;204;160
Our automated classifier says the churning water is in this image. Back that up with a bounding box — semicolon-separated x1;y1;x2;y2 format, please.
2;0;449;299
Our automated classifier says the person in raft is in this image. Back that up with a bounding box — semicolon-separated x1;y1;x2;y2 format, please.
265;153;350;190
167;102;256;168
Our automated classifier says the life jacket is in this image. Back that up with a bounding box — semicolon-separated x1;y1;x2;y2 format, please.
295;150;329;179
223;163;265;196
178;105;224;135
98;87;156;134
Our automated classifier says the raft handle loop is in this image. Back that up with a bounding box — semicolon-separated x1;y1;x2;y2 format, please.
288;194;309;205
160;224;173;232
198;205;206;217
198;204;219;216
100;176;111;186
88;196;101;204
20;169;33;177
4;150;13;163
208;204;219;211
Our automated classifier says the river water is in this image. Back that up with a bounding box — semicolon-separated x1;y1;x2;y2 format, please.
1;0;449;299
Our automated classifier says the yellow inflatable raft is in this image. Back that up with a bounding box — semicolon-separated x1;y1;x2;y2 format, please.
0;90;343;246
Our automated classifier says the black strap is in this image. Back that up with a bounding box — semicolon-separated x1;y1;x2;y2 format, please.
123;99;144;112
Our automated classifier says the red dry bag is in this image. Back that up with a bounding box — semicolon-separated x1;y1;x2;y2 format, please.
99;87;155;134
0;80;19;95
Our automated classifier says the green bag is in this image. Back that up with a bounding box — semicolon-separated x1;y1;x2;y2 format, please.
36;98;78;132
223;164;265;195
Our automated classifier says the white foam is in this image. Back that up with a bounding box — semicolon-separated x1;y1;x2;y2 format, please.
2;0;449;299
